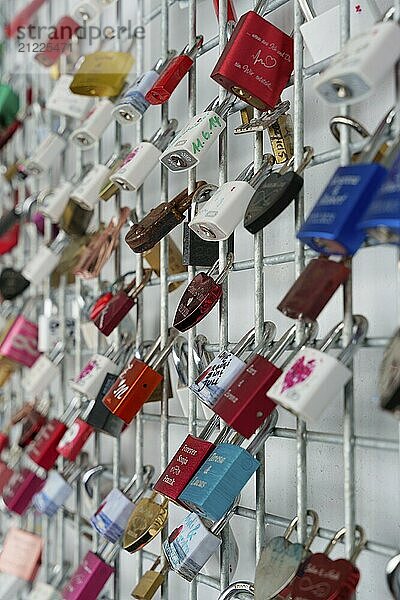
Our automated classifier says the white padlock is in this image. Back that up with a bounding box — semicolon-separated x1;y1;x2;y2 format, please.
22;344;64;397
110;119;177;191
22;232;71;285
0;573;26;599
27;581;61;600
70;347;120;399
25;132;67;175
160;96;232;172
268;316;368;423
315;14;400;105
190;155;275;241
33;467;79;518
39;182;73;223
70;99;114;149
70;164;111;210
73;0;117;23
47;74;93;120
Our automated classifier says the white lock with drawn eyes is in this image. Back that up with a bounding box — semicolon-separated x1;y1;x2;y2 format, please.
70;99;114;149
25;132;67;176
73;0;118;23
47;74;94;120
268;315;368;423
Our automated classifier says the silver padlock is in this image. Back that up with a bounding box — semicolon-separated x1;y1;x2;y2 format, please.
189;154;275;241
22;232;71;285
70;344;120;399
25;131;68;176
70;99;114;149
73;0;118;23
47;74;94;120
269;315;368;422
218;581;255;600
22;342;64;397
110;120;178;191
160;95;234;172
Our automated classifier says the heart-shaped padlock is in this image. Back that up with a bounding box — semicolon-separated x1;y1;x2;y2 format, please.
0;268;30;301
255;510;319;599
173;253;234;332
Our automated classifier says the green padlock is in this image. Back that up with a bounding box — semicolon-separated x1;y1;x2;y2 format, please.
0;84;20;130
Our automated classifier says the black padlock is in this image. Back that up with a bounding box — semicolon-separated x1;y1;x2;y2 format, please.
183;183;234;267
0;268;30;301
85;373;125;437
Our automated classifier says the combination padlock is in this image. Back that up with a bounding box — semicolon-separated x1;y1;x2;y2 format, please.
179;411;278;521
22;232;71;286
379;328;400;417
3;466;46;515
47;74;94;120
103;331;178;424
33;463;81;517
145;36;203;105
143;236;187;293
87;465;154;542
5;0;47;38
289;526;366;600
35;16;80;67
110;120;177;192
0;299;41;368
358;140;400;246
190;322;275;411
218;582;255;600
70;344;121;399
315;10;400;105
62;542;118;600
70;98;114;149
163;497;239;582
254;511;319;599
269;315;368;423
298;108;395;256
24;130;68;176
113;53;176;124
0;527;42;582
154;414;230;504
189;155;275;241
22;342;64;398
122;490;168;553
73;0;118;23
211;0;294;111
277;256;351;322
125;181;206;254
131;556;169;600
39;164;93;223
244;147;314;234
160;95;233;172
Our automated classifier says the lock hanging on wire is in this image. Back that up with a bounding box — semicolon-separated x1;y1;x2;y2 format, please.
122;489;169;554
34;15;80;67
22;342;64;398
39;164;93;224
24;128;69;176
218;582;255;600
131;555;170;599
0;298;41;368
47;74;94;120
32;463;83;518
0;527;43;584
378;328;400;417
70;98;115;149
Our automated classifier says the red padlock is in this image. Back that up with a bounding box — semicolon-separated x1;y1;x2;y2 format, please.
211;0;294;111
35;16;80;67
173;254;234;332
56;418;94;463
89;292;114;322
145;36;203;105
18;409;47;449
0;432;9;454
213;0;237;23
0;461;14;495
4;0;47;38
3;467;45;515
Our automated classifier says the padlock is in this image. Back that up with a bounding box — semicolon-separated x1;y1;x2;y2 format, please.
315;10;400;105
60;199;94;237
123;490;169;553
163;496;239;582
125;181;206;253
160;95;233;172
113;53;176;124
189;155;275;241
88;465;154;542
143;236;186;293
103;331;178;424
0;83;20;130
70;344;121;398
35;16;80;67
131;556;169;599
22;232;71;285
298;108;395;256
22;342;64;397
0;527;42;582
358;140;400;246
47;74;94;120
289;526;366;600
0;300;41;368
379;329;400;417
24;131;68;176
268;315;368;423
111;120;177;192
73;0;118;23
277;256;351;322
93;270;152;336
218;582;255;600
234;100;286;135
254;511;319;599
5;0;47;38
39;164;93;223
0;573;27;598
212;0;237;23
84;372;126;436
179;411;278;521
145;36;203;105
0;193;37;238
0;267;30;301
191;322;275;411
18;406;48;449
173;255;234;332
244;147;314;234
211;0;294;111
3;467;46;515
71;145;131;210
27;581;62;600
56;417;94;462
387;553;400;599
62;542;118;600
33;464;81;517
70;98;114;149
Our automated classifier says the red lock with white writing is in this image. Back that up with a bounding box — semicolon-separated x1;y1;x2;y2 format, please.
3;467;46;515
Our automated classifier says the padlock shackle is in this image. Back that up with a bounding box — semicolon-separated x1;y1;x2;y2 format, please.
265;324;297;364
246;409;278;456
81;463;115;499
62;396;83;425
126;269;153;298
48;340;65;364
150;119;178;152
193;334;215;373
357;107;396;164
199;413;221;440
153;50;177;73
217;581;255;600
205;93;235;118
208;253;234;284
181;35;204;60
283;509;319;549
144;336;162;364
279;146;313;176
126;465;155;503
232;327;257;357
281;321;319;369
297;0;317;22
329;116;370;144
148;329;179;371
212;495;240;535
247;320;277;361
172;336;189;385
323;526;347;556
337;315;368;365
249;154;275;188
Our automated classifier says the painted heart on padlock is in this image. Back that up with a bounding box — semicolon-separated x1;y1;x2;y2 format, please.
255;536;307;599
290;553;358;600
280;356;318;393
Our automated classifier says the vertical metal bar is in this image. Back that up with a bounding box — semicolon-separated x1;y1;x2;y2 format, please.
394;0;400;552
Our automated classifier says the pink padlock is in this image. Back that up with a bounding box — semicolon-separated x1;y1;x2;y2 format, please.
0;300;40;367
2;467;45;515
62;544;116;600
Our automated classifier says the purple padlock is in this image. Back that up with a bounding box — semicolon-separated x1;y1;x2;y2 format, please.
62;544;117;600
2;468;45;515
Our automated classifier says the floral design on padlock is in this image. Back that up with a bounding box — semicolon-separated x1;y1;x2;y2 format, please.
280;355;318;396
75;359;99;383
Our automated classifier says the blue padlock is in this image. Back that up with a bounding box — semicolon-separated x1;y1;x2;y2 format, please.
179;411;278;522
358;140;400;246
298;108;395;256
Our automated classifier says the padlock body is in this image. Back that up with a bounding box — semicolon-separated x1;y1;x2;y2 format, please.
160;111;226;172
33;470;73;517
91;488;135;542
35;16;80;67
190;350;246;409
290;553;360;600
85;373;125;436
214;355;279;438
25;133;67;175
71;354;119;399
0;315;40;367
71;164;111;210
0;85;20;129
28;418;67;470
190;180;254;241
173;274;223;332
60;199;93;237
0;433;9;454
22;354;59;396
62;551;114;600
103;359;163;423
70;99;114;149
56;418;94;461
146;55;193;104
0;573;26;599
268;347;352;422
183;225;234;267
93;290;136;336
179;444;259;521
113;69;159;123
22;245;61;285
315;21;400;105
110;142;161;191
277;257;350;322
18;410;47;448
0;528;42;582
132;570;165;599
211;11;294;111
27;581;61;600
154;435;216;502
3;468;45;515
70;51;134;97
123;494;169;553
144;237;186;292
47;74;93;119
0;461;14;494
40;181;73;223
297;164;388;256
163;512;221;581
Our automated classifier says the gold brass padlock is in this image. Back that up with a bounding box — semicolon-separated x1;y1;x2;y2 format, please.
60;199;93;237
143;237;186;293
123;491;168;554
268;113;294;164
131;556;168;599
